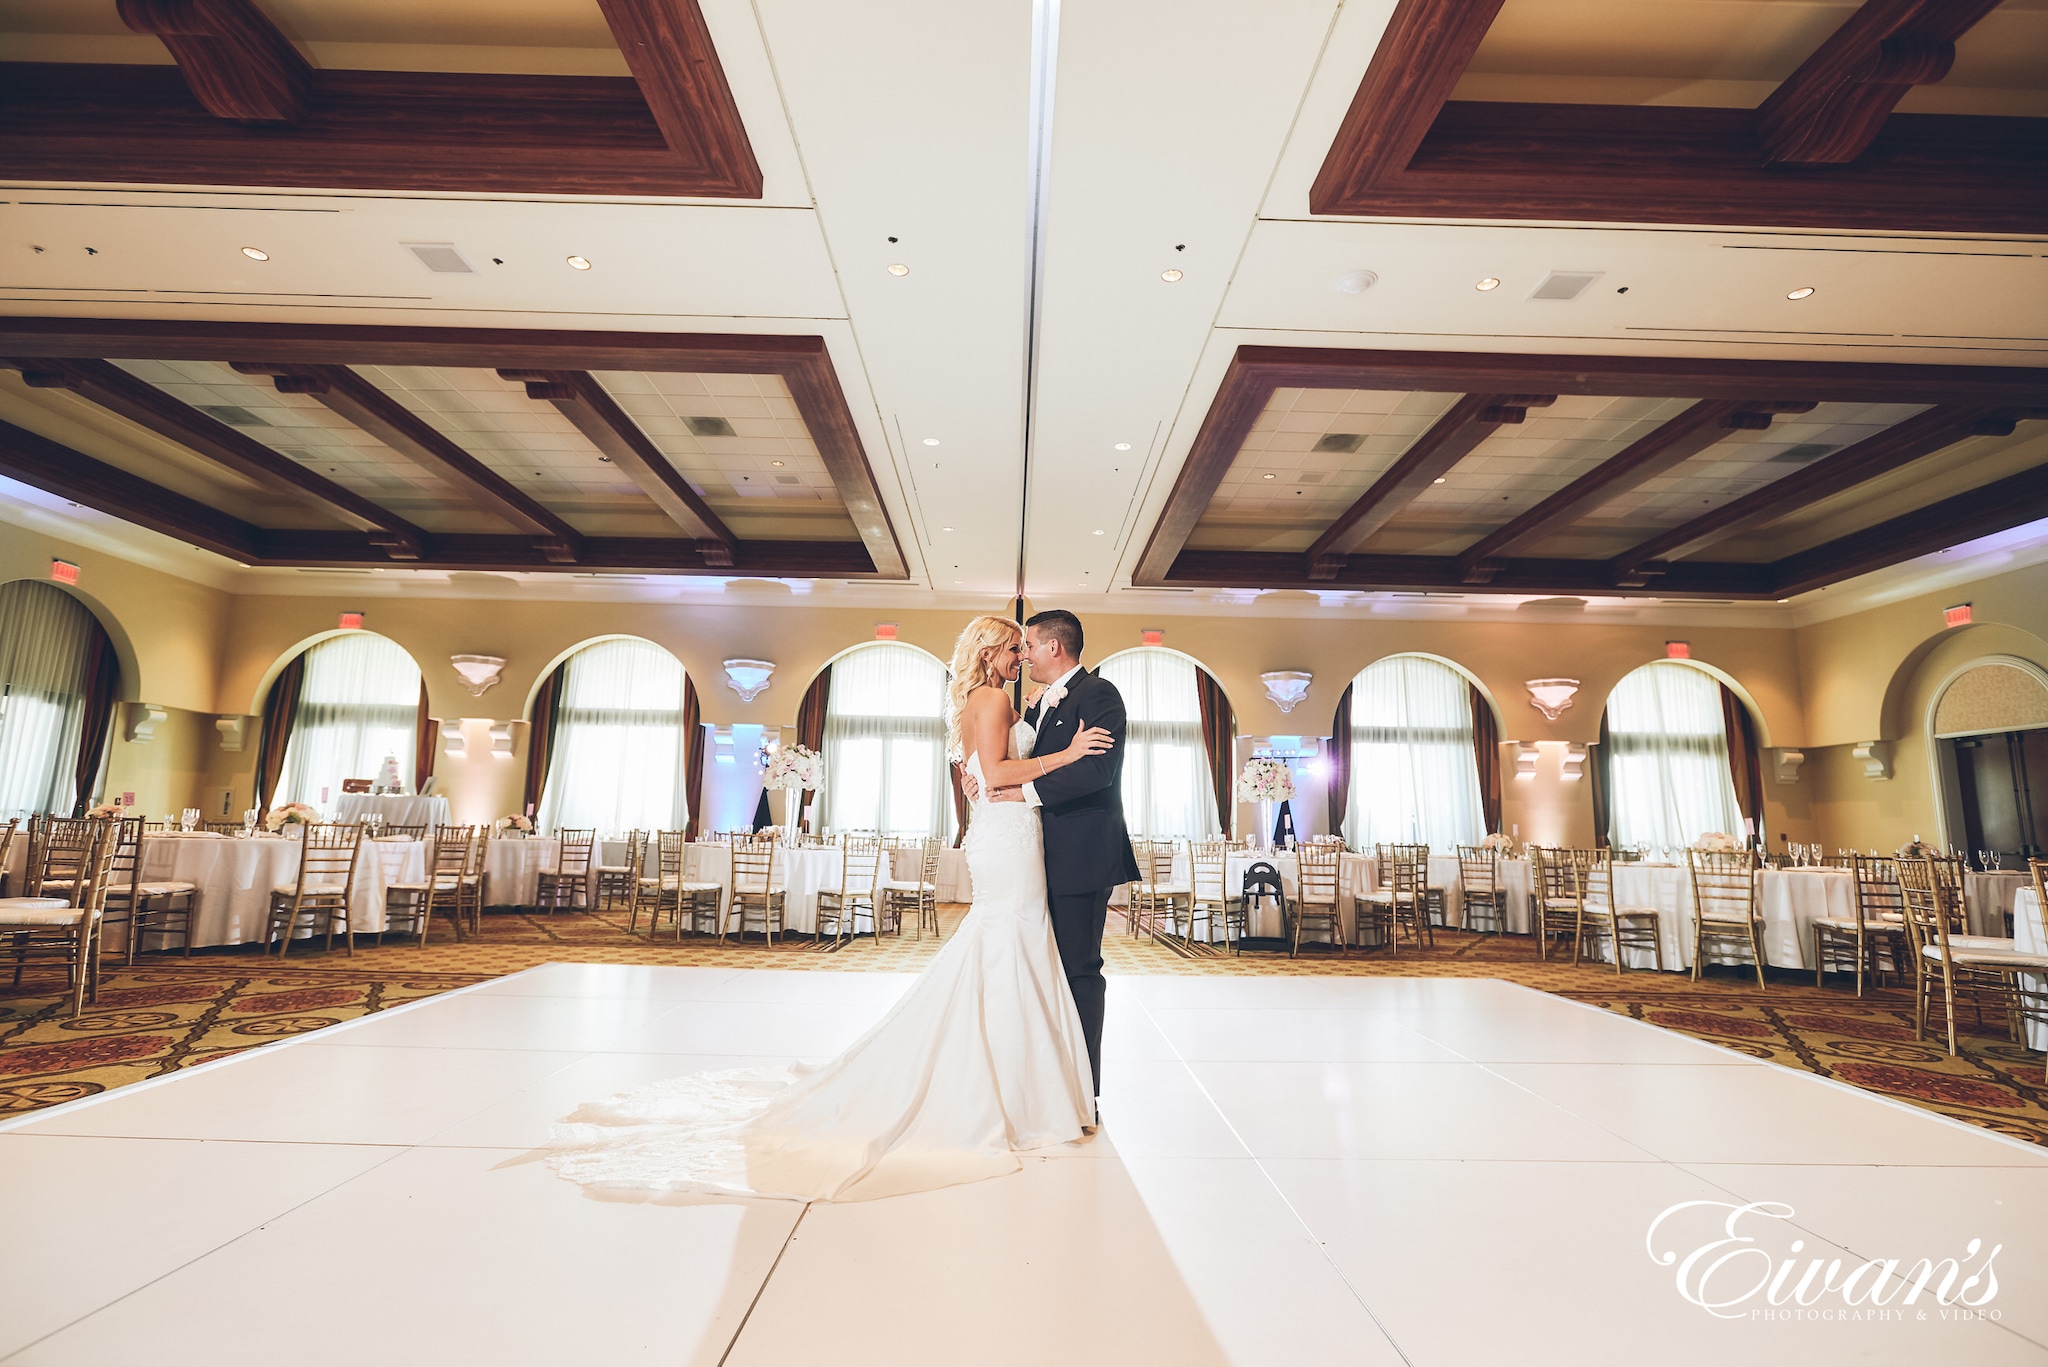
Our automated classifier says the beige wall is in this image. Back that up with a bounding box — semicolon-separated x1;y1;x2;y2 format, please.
10;515;2045;848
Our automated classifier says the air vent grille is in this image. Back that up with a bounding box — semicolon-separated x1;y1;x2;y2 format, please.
1529;271;1602;301
405;243;474;274
686;416;736;437
1313;432;1364;453
1769;443;1837;464
197;404;266;426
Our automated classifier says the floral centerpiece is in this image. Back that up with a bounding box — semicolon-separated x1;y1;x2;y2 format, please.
263;802;319;833
1692;831;1740;853
494;815;534;835
85;803;122;820
1480;831;1514;852
1896;836;1936;859
1236;757;1295;804
764;743;823;840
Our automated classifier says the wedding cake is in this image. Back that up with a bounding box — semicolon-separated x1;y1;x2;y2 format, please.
376;752;403;794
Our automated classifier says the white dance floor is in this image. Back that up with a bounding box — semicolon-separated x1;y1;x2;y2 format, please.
2;966;2043;1365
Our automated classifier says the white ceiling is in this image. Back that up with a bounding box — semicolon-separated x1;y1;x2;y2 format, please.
0;0;2043;618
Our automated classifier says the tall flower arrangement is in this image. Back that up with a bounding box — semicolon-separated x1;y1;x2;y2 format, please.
764;743;823;792
1235;757;1295;804
263;802;320;832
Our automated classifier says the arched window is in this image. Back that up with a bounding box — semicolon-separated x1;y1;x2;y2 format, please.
819;643;949;837
1342;655;1484;849
1095;648;1221;838
0;581;120;819
281;633;422;806
538;638;689;835
1603;661;1745;852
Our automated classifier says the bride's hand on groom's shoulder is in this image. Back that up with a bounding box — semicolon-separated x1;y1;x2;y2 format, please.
1023;684;1047;709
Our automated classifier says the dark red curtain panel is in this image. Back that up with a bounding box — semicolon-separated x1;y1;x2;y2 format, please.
70;630;120;816
255;652;305;812
414;679;438;795
795;665;831;754
1721;684;1766;845
683;674;705;839
1327;684;1353;839
1194;668;1235;836
1471;683;1501;836
1589;712;1613;850
523;663;564;820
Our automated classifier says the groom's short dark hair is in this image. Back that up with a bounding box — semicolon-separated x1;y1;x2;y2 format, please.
1026;609;1083;661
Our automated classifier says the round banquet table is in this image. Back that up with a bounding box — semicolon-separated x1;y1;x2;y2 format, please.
1966;870;2031;937
132;832;425;948
2012;888;2046;1051
1569;864;1857;972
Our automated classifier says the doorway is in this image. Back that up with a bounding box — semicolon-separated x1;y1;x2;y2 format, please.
1948;727;2048;862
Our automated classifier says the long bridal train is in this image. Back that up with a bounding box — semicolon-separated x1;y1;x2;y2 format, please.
546;727;1093;1202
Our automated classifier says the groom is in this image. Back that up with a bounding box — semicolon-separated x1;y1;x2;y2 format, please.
986;609;1138;1107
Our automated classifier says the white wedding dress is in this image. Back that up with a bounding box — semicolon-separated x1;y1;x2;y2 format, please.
546;719;1095;1202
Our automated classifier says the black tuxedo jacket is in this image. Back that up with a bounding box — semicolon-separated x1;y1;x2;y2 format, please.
1025;667;1142;896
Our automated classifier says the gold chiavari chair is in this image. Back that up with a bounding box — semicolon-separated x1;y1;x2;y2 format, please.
101;815;198;964
385;826;471;947
1689;848;1766;987
728;836;787;945
1813;854;1907;995
1289;842;1344;958
23;812;94;901
597;831;644;913
202;819;242;835
627;831;675;935
1575;855;1661;974
383;822;429;840
1188;839;1239;951
1457;844;1506;935
537;828;595;914
1900;855;2044;1055
0;818;18;897
816;835;882;949
882;836;943;939
670;832;725;938
263;823;364;955
1530;847;1582;960
1356;850;1428;953
0;817;118;1015
1128;839;1191;947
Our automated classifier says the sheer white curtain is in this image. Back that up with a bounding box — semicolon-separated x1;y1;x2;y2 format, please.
1096;649;1219;838
0;581;99;819
1605;661;1743;851
1343;655;1484;849
281;633;422;808
820;644;949;838
539;638;688;835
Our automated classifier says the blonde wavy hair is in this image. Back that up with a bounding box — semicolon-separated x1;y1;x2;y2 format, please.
945;615;1022;760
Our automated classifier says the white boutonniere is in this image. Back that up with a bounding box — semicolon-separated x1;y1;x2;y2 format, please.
1039;681;1070;714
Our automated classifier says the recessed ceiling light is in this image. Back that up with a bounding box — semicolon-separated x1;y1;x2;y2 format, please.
1262;472;1277;480
1161;268;1183;282
1092;528;1104;535
566;255;592;270
922;438;940;446
1113;442;1131;451
1334;269;1378;294
240;247;269;261
770;459;785;467
941;525;955;532
887;263;910;277
1787;286;1815;300
1434;477;1447;484
1475;277;1500;291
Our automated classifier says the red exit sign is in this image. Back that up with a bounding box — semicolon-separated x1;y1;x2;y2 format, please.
50;559;79;585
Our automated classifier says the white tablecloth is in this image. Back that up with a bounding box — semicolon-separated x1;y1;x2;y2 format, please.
2014;889;2046;1051
134;834;425;948
1966;871;2030;937
333;794;450;829
1575;865;1856;972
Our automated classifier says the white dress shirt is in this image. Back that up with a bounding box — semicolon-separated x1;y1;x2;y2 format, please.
1021;663;1084;808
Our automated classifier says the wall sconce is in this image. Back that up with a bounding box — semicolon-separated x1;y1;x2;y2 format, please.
1561;743;1588;781
443;725;467;758
489;721;516;759
1261;671;1312;714
1852;740;1891;780
214;716;247;752
1771;749;1806;784
724;658;776;703
450;654;506;698
1525;678;1580;722
1513;741;1540;781
124;703;167;743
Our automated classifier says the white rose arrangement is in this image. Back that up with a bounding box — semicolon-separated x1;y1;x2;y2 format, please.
1480;832;1514;851
494;815;534;834
1236;757;1295;804
263;802;320;831
1692;831;1740;853
765;743;823;791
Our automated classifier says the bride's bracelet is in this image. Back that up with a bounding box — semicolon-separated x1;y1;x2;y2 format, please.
1038;758;1048;776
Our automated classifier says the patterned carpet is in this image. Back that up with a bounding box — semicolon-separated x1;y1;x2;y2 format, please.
3;906;2043;1145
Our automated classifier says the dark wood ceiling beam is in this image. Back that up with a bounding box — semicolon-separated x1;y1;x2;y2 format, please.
229;362;583;563
1456;400;1816;583
596;0;762;197
1132;351;1279;586
1609;404;2024;582
5;356;426;559
500;369;738;566
1308;0;1504;203
1755;0;2004;166
1305;394;1555;579
261;532;876;577
1163;548;1776;599
0;416;262;563
1770;462;2048;597
116;0;311;122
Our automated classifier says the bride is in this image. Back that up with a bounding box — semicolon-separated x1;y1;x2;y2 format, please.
546;614;1114;1202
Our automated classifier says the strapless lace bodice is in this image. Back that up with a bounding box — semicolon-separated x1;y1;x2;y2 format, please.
963;719;1037;812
